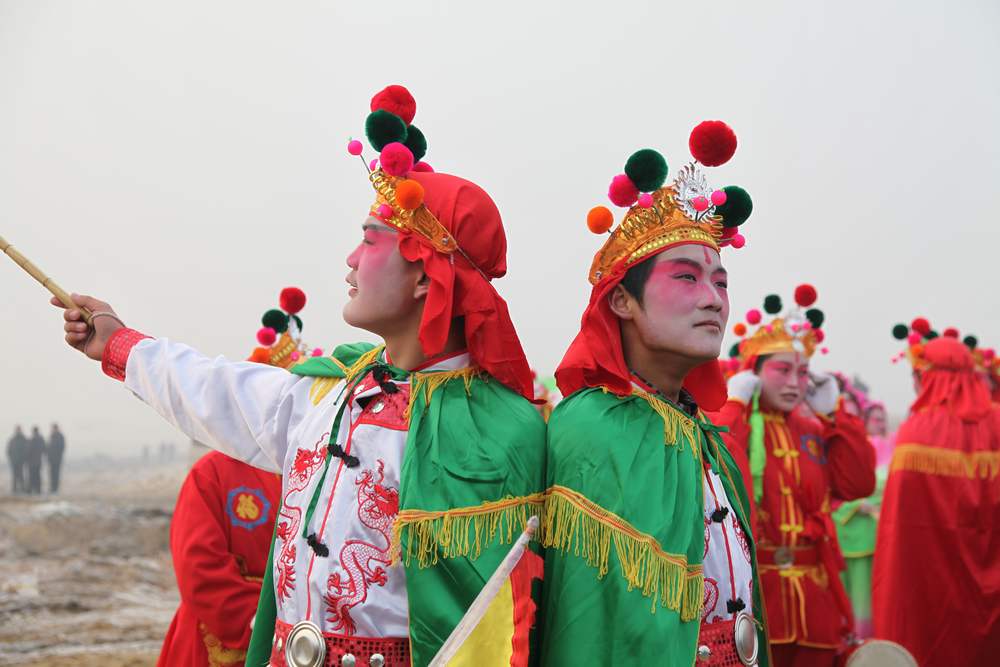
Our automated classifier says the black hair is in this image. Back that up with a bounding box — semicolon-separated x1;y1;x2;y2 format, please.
753;354;772;373
620;258;656;306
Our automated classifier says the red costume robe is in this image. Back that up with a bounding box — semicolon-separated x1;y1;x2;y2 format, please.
872;337;1000;666
713;400;875;665
158;450;281;667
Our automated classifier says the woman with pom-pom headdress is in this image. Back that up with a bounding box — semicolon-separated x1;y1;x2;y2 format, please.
542;121;770;666
48;85;545;667
711;284;877;667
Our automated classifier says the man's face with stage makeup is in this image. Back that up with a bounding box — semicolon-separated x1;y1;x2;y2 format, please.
343;218;425;335
757;351;810;413
620;244;730;363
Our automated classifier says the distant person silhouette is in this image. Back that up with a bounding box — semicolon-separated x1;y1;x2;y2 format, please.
6;426;27;494
26;426;46;494
47;423;66;493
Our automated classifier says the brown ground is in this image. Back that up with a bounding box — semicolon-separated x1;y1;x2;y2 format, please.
0;458;188;666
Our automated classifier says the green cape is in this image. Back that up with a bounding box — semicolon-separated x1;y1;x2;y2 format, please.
246;343;546;666
540;387;770;666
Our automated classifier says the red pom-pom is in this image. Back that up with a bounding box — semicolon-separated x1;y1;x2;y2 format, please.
370;85;416;125
395;179;425;210
689;120;737;167
608;174;639;207
279;287;307;314
746;308;762;325
814;328;826;343
721;226;738;239
380;143;414;177
911;317;931;335
587;206;614;234
733;323;747;337
256;327;277;346
411;161;434;172
794;283;818;307
943;327;959;338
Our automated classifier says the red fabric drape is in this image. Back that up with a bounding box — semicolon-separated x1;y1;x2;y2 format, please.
872;337;1000;667
397;171;533;400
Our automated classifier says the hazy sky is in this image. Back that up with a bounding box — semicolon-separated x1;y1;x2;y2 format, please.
2;1;999;456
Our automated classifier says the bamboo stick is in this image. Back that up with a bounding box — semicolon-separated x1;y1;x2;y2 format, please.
1;234;92;323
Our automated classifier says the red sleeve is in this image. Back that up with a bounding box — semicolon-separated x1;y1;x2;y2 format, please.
170;461;261;648
820;406;877;501
711;399;753;512
101;327;151;381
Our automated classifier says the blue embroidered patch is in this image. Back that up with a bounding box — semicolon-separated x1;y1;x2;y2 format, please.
800;434;827;464
226;486;271;530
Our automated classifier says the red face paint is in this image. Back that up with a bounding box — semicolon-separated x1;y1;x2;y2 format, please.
343;219;422;335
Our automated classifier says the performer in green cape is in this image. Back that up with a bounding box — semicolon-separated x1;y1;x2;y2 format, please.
53;85;545;667
540;121;769;666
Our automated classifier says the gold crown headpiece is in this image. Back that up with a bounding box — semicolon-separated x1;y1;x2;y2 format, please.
890;318;993;372
248;287;320;368
584;121;753;285
727;284;827;362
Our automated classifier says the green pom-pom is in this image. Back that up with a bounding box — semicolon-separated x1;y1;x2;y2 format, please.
262;309;289;333
892;324;910;340
963;335;979;349
763;294;782;314
365;110;408;151
715;186;753;228
403;124;427;163
925;330;939;340
292;314;303;332
805;308;825;329
624;149;668;192
729;342;741;358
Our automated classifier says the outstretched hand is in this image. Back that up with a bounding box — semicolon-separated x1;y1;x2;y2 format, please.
50;294;124;361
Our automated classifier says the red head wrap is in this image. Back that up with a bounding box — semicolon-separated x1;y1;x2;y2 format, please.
910;337;992;421
395;171;534;400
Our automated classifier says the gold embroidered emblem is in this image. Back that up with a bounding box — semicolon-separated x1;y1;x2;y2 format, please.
235;493;261;521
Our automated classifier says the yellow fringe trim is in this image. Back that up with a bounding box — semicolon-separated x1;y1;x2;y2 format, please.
309;376;342;406
392;493;545;568
542;485;703;620
891;443;1000;481
345;345;384;381
405;366;481;419
629;388;700;459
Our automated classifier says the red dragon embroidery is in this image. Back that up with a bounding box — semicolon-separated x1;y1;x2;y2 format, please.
702;577;719;622
731;513;752;565
274;433;330;603
324;459;399;635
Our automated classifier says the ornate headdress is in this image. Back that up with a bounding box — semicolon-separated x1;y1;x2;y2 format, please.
556;121;753;406
341;85;534;399
248;287;321;368
583;120;754;285
891;318;994;374
727;284;828;367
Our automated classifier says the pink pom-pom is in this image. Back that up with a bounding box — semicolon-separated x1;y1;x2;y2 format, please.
692;196;710;212
380;142;414;177
746;309;762;325
765;325;773;333
608;174;639;207
821;347;829;355
256;327;277;346
347;139;363;156
311;347;323;357
730;234;746;249
637;192;654;208
377;203;393;220
711;189;728;206
791;324;802;333
907;332;921;345
802;322;813;330
290;351;301;361
411;161;434;172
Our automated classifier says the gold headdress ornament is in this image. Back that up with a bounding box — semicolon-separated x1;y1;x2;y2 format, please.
584;121;753;285
248;287;320;368
724;284;828;368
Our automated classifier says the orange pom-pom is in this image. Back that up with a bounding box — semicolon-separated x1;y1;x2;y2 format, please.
733;323;747;337
248;347;272;364
395;179;425;210
587;206;614;234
